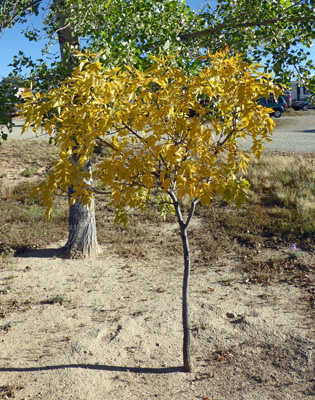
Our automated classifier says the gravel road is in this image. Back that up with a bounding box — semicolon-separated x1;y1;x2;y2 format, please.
242;111;315;153
7;111;315;153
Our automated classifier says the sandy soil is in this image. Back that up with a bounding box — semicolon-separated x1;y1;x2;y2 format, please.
1;235;315;400
1;113;315;399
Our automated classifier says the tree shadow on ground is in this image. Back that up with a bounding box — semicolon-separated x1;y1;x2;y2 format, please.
0;364;183;374
17;247;62;259
298;129;315;133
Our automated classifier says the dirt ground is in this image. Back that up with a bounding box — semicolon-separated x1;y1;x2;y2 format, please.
1;234;315;400
1;112;315;399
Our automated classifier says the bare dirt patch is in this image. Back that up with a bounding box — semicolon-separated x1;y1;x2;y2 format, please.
1;234;315;399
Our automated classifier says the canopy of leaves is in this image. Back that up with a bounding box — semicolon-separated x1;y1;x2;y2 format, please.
0;0;40;37
20;50;281;221
0;82;20;142
0;75;34;142
8;0;315;95
44;0;200;69
8;0;201;91
182;0;315;87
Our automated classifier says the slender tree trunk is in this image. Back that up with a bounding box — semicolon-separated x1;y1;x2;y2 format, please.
169;190;196;372
181;225;192;372
54;0;98;258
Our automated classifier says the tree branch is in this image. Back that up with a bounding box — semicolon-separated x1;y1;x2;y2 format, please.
0;0;41;34
179;15;315;42
184;199;198;230
122;124;144;142
97;136;119;152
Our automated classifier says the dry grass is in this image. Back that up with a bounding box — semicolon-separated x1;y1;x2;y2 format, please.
0;140;315;296
247;153;315;209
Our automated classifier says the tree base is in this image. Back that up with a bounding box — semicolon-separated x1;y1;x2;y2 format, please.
62;185;99;259
184;360;192;373
58;243;99;259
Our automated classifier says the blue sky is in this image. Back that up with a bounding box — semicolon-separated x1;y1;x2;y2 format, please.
0;0;314;79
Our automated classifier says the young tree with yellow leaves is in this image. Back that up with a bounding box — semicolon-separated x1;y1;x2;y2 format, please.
21;49;280;372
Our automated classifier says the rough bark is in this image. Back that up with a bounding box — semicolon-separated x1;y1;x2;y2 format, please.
54;0;98;258
59;187;98;259
59;156;99;258
54;0;80;60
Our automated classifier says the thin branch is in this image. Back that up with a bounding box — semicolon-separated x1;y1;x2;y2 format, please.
167;189;182;226
89;187;111;195
167;189;198;231
179;15;315;42
284;0;307;12
96;136;119;152
55;21;72;33
184;199;198;230
0;0;42;34
122;124;144;142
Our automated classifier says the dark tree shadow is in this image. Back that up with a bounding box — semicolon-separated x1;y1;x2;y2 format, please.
298;129;315;133
0;364;183;374
17;247;62;259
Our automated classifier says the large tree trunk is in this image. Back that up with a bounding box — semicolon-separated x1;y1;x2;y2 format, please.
54;0;98;258
59;187;98;259
54;0;80;64
59;160;98;259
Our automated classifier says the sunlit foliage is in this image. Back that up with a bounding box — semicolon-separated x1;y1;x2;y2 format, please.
21;49;281;221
